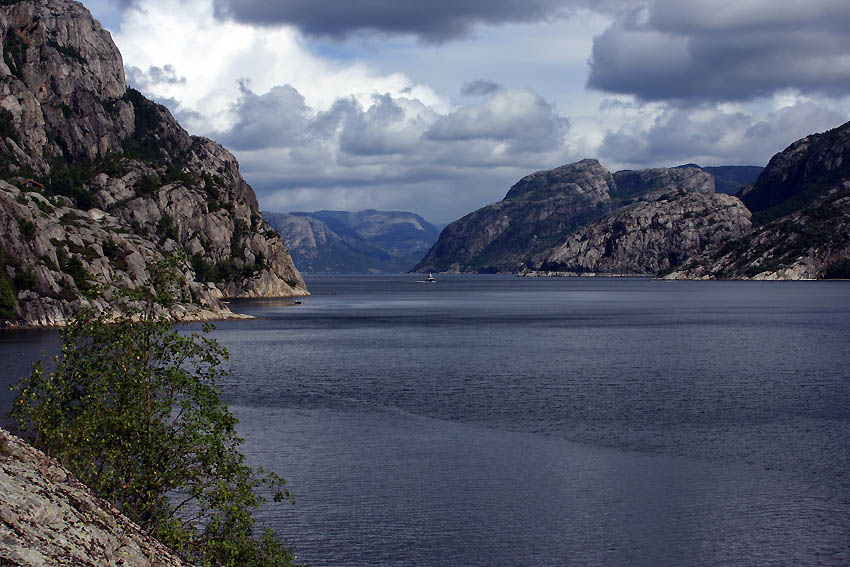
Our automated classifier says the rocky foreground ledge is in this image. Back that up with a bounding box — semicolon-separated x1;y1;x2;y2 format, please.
0;427;191;566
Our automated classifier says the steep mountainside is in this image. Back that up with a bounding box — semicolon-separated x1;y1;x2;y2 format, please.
264;209;439;273
666;121;850;280
740;121;850;224
666;190;850;280
414;159;722;273
0;0;307;326
522;193;751;276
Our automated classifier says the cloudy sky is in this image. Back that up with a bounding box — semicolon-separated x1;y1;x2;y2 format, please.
85;0;850;224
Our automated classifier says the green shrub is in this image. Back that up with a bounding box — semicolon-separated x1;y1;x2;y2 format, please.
0;107;19;143
17;217;35;238
0;277;16;320
37;199;54;214
3;32;27;81
46;39;86;64
62;255;93;293
824;258;850;279
157;214;178;242
13;255;301;566
13;266;37;292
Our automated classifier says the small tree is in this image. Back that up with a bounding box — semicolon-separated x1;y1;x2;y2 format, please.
13;254;302;567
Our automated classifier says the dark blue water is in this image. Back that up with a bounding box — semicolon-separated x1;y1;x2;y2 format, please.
2;274;849;566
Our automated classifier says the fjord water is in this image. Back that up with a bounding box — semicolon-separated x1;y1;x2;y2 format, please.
2;275;849;565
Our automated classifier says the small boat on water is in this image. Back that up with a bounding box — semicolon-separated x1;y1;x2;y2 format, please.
425;272;436;282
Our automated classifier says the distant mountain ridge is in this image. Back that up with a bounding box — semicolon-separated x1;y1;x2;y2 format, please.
415;121;850;280
414;160;752;275
263;209;440;273
679;165;763;195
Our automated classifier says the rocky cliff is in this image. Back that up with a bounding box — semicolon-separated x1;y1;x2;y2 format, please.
522;192;751;276
0;427;192;566
264;209;440;273
0;0;307;327
414;159;617;273
665;189;850;280
740;120;850;224
414;159;722;274
666;121;850;280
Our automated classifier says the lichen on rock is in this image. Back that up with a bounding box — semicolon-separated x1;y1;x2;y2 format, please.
0;427;194;567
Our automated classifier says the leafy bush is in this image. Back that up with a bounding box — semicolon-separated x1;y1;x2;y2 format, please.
13;266;37;292
17;217;35;238
45;160;97;210
157;214;178;242
824;258;850;279
36;199;54;214
62;255;93;293
0;277;16;320
46;39;86;64
13;255;302;566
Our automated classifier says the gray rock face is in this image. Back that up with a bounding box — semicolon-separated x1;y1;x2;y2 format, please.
740;120;850;223
415;159;620;273
0;0;307;327
265;209;440;273
414;159;718;274
666;186;850;280
524;193;751;276
666;121;850;280
0;427;193;567
1;0;131;173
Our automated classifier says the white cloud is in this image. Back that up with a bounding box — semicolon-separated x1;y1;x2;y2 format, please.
114;0;447;132
598;100;849;168
95;0;850;225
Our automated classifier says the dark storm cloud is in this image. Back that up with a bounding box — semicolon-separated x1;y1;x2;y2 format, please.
211;0;571;42
587;0;850;102
461;80;503;97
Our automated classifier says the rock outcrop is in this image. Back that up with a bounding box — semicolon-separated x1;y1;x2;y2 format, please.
523;192;751;276
416;119;850;280
0;0;307;327
740;120;850;224
0;427;192;566
414;159;619;273
264;209;440;273
414;159;718;273
666;184;850;280
665;121;850;280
